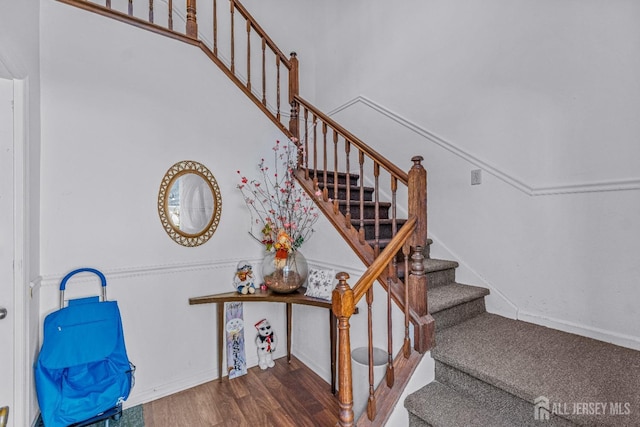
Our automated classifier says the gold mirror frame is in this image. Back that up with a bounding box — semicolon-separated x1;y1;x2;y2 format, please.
158;160;222;247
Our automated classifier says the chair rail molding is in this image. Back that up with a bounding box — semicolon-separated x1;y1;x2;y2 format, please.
38;258;242;289
328;96;640;196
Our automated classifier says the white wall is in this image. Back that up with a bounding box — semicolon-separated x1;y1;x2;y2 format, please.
313;0;640;349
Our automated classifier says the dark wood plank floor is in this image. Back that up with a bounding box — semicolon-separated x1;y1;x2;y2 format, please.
143;356;340;426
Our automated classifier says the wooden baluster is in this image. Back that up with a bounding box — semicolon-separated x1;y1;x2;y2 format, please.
261;38;266;105
304;109;310;181
403;244;411;358
246;20;251;91
333;130;339;215
386;269;395;386
373;162;380;258
106;0;111;9
230;0;235;72
344;140;351;229
186;0;197;38
211;0;216;53
366;286;377;421
391;176;398;281
168;0;173;30
149;0;153;23
276;56;281;121
333;272;355;427
358;151;365;244
128;0;132;16
321;123;327;201
311;114;318;180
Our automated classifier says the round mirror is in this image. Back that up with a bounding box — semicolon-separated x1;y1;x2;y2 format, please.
158;160;222;247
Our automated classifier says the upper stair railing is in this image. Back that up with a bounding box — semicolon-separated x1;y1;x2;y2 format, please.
59;0;299;135
56;1;435;425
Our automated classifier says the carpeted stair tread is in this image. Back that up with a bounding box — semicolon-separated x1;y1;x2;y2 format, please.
428;283;489;314
405;381;514;427
432;313;640;426
424;258;459;273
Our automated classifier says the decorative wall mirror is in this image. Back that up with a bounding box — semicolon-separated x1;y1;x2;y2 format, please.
158;160;222;247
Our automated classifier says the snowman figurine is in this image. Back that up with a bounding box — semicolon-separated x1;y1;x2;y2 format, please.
254;318;277;370
233;261;256;295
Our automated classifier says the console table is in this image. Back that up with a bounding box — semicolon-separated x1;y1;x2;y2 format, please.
189;288;337;394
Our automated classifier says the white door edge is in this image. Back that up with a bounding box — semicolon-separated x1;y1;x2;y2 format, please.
12;77;28;427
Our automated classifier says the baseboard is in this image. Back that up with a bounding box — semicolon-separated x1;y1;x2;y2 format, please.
518;310;640;351
427;232;519;320
125;367;217;407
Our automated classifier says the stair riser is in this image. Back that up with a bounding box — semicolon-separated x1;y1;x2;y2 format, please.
395;257;451;283
307;170;359;186
338;203;390;220
321;186;374;202
357;222;407;240
432;298;486;331
434;361;575;427
426;268;456;289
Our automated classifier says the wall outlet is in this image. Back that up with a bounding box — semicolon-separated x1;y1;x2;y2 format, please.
471;169;482;185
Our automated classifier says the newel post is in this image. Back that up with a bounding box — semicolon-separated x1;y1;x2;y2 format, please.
333;272;355;427
288;52;299;104
408;156;427;249
407;156;434;353
288;52;300;156
407;157;427;315
186;0;198;38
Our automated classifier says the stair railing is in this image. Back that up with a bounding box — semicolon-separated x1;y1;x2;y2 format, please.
290;97;433;352
58;0;299;135
332;218;422;426
290;97;434;425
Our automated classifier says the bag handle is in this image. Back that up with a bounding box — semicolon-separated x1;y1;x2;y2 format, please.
59;268;107;308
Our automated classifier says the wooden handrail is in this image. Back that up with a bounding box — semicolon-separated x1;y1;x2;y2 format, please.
56;0;200;45
352;216;416;303
293;95;409;185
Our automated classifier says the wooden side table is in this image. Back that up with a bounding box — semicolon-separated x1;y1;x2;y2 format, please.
189;288;337;394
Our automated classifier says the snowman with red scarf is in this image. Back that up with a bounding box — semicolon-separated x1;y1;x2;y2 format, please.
254;318;277;370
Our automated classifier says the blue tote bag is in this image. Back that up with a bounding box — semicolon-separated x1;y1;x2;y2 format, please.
34;268;135;427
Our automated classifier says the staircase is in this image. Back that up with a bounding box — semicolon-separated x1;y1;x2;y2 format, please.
405;262;640;427
50;2;640;426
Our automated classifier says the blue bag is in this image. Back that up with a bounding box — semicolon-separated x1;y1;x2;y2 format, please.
34;268;135;427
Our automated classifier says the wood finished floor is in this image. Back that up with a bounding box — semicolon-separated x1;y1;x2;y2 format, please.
143;356;340;426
